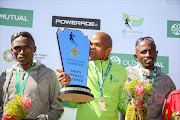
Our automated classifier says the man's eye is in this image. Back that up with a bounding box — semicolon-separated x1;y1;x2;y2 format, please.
14;47;20;51
150;50;156;54
141;51;147;54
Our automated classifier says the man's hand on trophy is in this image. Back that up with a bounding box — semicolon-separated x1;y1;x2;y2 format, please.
56;68;72;85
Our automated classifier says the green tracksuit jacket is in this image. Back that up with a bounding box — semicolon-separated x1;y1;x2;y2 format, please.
74;58;128;120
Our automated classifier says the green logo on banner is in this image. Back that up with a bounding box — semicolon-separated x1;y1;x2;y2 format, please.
167;20;180;38
0;8;33;28
110;53;169;74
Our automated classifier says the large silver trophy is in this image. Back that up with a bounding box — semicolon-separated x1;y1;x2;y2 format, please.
57;28;94;102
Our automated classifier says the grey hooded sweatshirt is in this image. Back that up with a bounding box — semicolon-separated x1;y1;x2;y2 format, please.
126;64;176;120
0;59;64;120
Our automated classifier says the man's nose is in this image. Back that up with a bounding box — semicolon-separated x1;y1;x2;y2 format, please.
90;44;95;49
146;51;151;57
19;48;25;54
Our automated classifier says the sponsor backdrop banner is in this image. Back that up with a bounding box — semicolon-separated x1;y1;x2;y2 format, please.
0;0;180;120
52;16;100;30
167;20;180;38
0;8;33;28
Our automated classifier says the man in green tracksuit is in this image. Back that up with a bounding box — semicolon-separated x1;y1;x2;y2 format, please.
57;32;129;120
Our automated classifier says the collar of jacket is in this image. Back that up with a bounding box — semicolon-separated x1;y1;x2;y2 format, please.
137;64;161;76
11;59;44;71
93;55;111;65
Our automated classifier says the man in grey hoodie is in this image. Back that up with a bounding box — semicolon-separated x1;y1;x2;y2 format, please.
0;32;64;120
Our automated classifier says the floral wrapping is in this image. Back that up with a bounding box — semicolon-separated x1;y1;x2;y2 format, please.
124;78;152;120
2;94;32;120
165;110;180;120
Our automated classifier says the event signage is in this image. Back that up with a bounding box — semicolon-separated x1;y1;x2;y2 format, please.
121;13;144;41
2;49;15;63
167;20;180;38
110;53;169;74
122;13;144;30
0;8;33;28
57;28;94;102
52;16;100;30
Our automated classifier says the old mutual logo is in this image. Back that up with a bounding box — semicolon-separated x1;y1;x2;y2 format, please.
167;20;180;38
0;8;33;28
122;13;144;30
110;53;169;74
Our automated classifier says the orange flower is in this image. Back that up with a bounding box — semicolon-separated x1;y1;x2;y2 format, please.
21;97;32;113
2;112;18;120
135;84;144;99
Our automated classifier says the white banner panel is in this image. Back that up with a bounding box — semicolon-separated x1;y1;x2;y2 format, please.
0;0;180;119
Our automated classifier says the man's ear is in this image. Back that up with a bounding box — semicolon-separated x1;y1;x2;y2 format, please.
134;54;138;61
106;48;111;53
33;46;37;53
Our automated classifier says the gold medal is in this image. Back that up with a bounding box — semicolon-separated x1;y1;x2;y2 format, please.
98;97;106;111
71;48;79;56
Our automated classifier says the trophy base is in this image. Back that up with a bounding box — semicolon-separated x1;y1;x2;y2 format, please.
58;85;94;102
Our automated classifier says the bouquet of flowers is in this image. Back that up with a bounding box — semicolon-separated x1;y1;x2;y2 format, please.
2;94;32;120
124;78;152;120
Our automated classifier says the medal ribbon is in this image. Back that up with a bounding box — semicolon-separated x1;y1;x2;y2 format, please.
138;65;157;86
16;63;33;94
92;60;112;97
138;65;157;107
